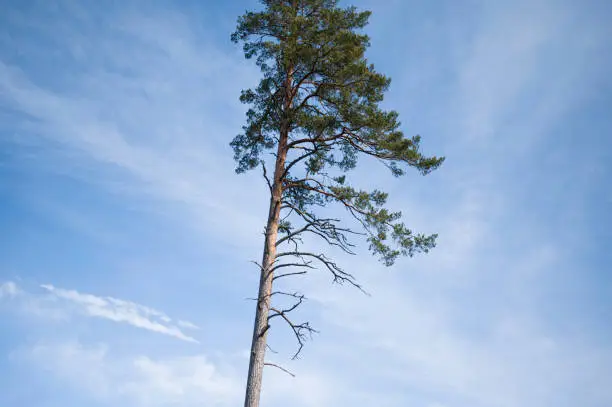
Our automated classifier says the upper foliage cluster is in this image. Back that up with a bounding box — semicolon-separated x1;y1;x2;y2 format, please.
232;0;444;266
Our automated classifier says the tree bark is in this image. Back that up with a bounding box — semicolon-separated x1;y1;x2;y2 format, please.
243;68;293;407
242;165;283;407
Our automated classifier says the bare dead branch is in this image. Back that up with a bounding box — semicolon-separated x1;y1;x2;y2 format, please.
272;270;309;281
282;182;377;236
275;223;313;247
264;362;295;377
270;261;315;272
269;306;317;359
270;291;306;300
261;160;273;193
268;292;305;315
276;205;361;255
276;251;362;290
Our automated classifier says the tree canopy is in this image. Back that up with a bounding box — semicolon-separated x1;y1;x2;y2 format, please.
232;0;444;269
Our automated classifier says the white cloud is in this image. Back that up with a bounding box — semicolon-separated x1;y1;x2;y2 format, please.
13;341;241;406
40;284;199;343
0;281;20;298
125;355;239;406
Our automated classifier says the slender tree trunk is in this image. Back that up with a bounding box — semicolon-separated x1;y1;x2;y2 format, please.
242;167;283;407
243;69;293;407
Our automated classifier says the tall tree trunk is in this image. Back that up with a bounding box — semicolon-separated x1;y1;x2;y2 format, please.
242;163;283;407
243;69;293;407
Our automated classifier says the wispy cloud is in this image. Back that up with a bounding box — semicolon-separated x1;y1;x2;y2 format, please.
177;320;201;330
1;281;199;343
40;284;199;343
0;4;266;251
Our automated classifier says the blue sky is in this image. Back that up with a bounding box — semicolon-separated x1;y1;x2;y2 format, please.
1;0;611;406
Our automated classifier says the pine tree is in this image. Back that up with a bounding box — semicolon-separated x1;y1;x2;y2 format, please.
231;1;444;405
